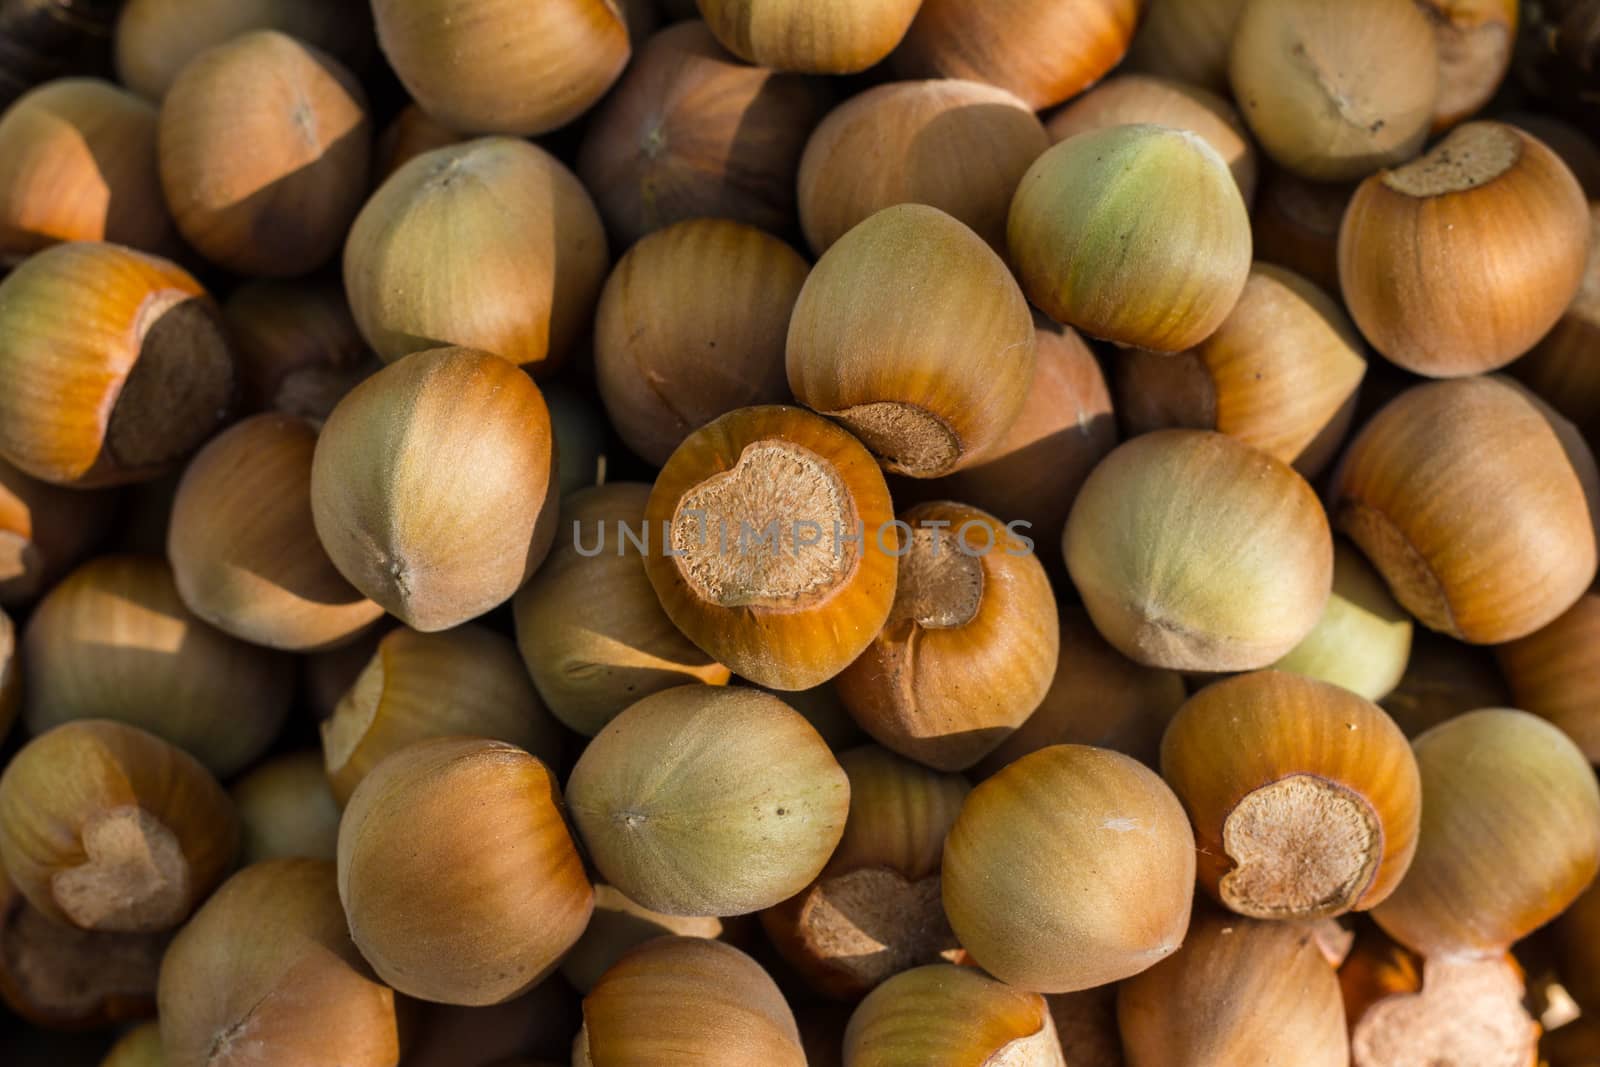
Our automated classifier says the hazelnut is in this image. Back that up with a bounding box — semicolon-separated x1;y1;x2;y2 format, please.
1272;540;1414;703
1160;670;1422;920
761;745;969;999
1124;0;1246;93
23;555;292;777
1509;203;1600;440
338;737;594;1006
157;859;400;1067
788;204;1036;478
575;937;804;1066
942;745;1196;992
157;31;370;277
642;405;898;691
843;964;1065;1065
798;79;1049;255
1339;122;1590;377
0;242;233;488
100;1022;165;1067
577;21;831;247
696;0;921;74
1372;709;1600;957
892;0;1140;111
1009;125;1253;353
372;103;465;182
0;720;237;933
594;219;806;466
1230;0;1439;181
513;483;730;738
1046;73;1258;204
0;79;172;262
0;457;114;606
1330;377;1599;644
1417;0;1518;132
1250;168;1356;297
560;885;723;995
310;346;559;632
168;413;383;651
835;501;1060;771
566;685;850;916
1064;430;1334;672
221;279;379;426
370;0;629;135
344;138;607;372
1114;263;1366;476
1498;586;1600;762
321;624;564;806
1379;632;1510;739
230;751;340;865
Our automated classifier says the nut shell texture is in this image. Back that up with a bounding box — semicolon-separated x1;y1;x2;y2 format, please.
843;964;1066;1067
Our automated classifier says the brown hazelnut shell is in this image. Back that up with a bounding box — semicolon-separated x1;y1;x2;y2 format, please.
23;555;292;777
513;483;730;738
787;203;1036;479
1250;168;1355;297
1498;587;1600;762
320;624;564;806
1117;910;1348;1066
594;219;806;466
1123;0;1246;94
576;937;804;1067
697;0;921;74
337;737;594;1006
0;719;237;934
1339;122;1590;377
892;0;1139;111
310;346;559;632
1379;632;1510;738
566;685;850;917
842;964;1065;1066
0;457;113;607
1372;709;1600;958
157;859;400;1067
344;138;607;372
0;78;173;262
1272;539;1414;703
835;501;1059;772
560;885;723;996
1160;670;1422;920
642;405;898;691
576;21;831;247
0;242;234;488
372;103;466;183
1419;0;1518;132
221;278;378;426
1510;203;1600;441
371;0;628;136
1330;376;1600;644
797;79;1049;255
230;751;340;865
942;745;1196;993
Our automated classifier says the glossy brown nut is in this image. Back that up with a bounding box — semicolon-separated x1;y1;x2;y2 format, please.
1272;540;1414;703
230;751;340;865
0;720;237;933
344;139;607;372
1009;126;1252;353
1114;263;1366;475
836;502;1059;771
697;0;921;74
221;279;378;425
338;737;594;1006
788;204;1036;478
566;686;850;917
1118;910;1348;1067
1509;203;1600;440
577;21;830;247
169;413;382;651
843;964;1065;1066
1498;587;1600;762
158;860;400;1067
310;347;559;632
513;483;730;738
1123;0;1246;93
0;242;233;488
1250;168;1355;298
1230;0;1438;182
371;0;628;135
1161;671;1422;920
576;937;804;1066
761;745;969;999
0;78;173;262
1046;73;1257;204
642;405;898;691
942;745;1196;993
1339;122;1590;377
594;219;806;466
23;555;292;777
320;624;564;806
1065;430;1333;672
798;79;1048;255
158;31;369;277
893;0;1139;111
114;0;374;100
1330;377;1599;644
1372;709;1600;957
